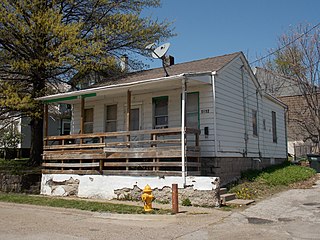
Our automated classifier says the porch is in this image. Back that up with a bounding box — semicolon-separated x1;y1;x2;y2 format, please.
39;73;212;178
42;127;200;176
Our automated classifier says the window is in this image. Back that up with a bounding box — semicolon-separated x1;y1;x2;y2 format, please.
186;92;199;129
61;119;71;135
84;108;93;133
105;105;117;132
153;96;168;128
263;119;266;131
252;109;258;136
272;111;277;143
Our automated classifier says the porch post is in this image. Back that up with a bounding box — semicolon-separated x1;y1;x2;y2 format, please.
126;90;131;136
181;77;187;186
126;90;131;171
80;96;85;134
44;104;48;146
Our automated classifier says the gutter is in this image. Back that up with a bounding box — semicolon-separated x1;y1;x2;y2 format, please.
37;73;187;102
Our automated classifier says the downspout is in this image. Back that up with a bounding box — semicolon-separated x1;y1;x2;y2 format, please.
181;76;187;187
284;108;288;160
256;90;261;158
241;66;248;156
211;71;218;156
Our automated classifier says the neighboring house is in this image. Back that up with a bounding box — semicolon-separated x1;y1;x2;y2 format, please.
254;67;316;157
38;52;287;199
0;105;71;158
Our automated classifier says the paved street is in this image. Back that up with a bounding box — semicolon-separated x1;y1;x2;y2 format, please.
0;178;319;240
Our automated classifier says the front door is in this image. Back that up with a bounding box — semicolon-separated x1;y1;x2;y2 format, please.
129;107;141;142
130;108;140;131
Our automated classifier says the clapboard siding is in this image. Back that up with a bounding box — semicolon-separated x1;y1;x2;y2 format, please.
260;96;287;158
70;84;216;156
214;56;287;158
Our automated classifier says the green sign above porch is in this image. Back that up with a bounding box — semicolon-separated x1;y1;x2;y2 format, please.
43;93;97;103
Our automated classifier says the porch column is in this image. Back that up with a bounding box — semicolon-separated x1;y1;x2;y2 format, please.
181;78;187;186
126;90;131;171
80;96;85;134
44;104;48;146
126;90;131;134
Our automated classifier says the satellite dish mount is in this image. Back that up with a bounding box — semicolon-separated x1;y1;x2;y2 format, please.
146;43;171;77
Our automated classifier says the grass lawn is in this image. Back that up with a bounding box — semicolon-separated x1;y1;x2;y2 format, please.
229;161;317;200
0;193;172;214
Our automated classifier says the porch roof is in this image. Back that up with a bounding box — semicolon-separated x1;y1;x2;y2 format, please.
37;52;241;104
38;72;212;104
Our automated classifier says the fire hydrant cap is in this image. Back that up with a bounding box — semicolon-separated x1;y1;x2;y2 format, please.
143;184;152;193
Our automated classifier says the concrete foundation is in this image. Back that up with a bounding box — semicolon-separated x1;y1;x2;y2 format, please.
41;174;220;207
201;157;286;185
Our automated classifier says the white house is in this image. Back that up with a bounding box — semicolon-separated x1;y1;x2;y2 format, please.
38;52;287;200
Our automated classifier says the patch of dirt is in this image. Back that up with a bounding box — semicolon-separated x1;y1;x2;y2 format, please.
289;174;319;189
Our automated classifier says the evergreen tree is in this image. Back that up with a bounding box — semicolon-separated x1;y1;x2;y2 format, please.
0;0;173;165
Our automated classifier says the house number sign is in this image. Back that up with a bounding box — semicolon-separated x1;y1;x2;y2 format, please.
201;109;210;114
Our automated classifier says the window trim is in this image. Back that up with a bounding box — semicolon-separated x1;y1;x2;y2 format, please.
272;111;277;143
152;96;168;129
185;91;200;129
84;108;94;134
252;109;258;137
61;119;71;135
105;104;117;132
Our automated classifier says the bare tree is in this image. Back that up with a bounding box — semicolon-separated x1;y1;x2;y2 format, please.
265;23;320;153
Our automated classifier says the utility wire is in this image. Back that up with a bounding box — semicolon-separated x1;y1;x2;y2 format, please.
250;22;320;65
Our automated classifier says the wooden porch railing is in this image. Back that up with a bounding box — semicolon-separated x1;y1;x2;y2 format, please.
42;127;200;177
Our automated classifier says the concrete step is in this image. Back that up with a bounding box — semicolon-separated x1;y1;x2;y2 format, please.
225;199;255;206
220;193;236;205
219;187;228;195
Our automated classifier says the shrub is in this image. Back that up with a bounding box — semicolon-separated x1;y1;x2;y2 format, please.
181;198;192;206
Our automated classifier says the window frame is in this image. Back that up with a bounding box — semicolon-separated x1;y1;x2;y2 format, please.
252;109;258;137
272;111;277;143
84;108;94;134
185;92;200;129
152;96;169;129
105;104;117;132
61;119;71;135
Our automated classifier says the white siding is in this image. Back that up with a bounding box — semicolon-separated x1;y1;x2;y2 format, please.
70;84;215;156
215;57;247;157
260;96;287;158
214;57;287;159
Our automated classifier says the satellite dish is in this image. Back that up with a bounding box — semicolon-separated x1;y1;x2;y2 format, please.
151;43;170;59
145;43;156;50
145;42;171;77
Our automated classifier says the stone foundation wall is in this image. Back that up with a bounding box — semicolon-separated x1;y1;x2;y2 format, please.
201;157;286;185
41;175;221;207
114;183;220;207
0;172;41;194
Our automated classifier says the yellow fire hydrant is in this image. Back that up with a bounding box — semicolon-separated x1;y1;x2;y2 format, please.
141;184;154;212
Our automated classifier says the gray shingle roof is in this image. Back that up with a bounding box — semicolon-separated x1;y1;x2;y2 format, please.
96;52;241;87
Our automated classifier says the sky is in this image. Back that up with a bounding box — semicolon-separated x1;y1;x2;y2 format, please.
141;0;320;69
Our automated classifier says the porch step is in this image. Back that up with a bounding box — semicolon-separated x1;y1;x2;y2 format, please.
225;199;255;206
220;193;236;205
219;187;228;195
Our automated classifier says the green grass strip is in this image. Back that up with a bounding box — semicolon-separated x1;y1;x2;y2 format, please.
0;193;171;214
230;162;317;200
